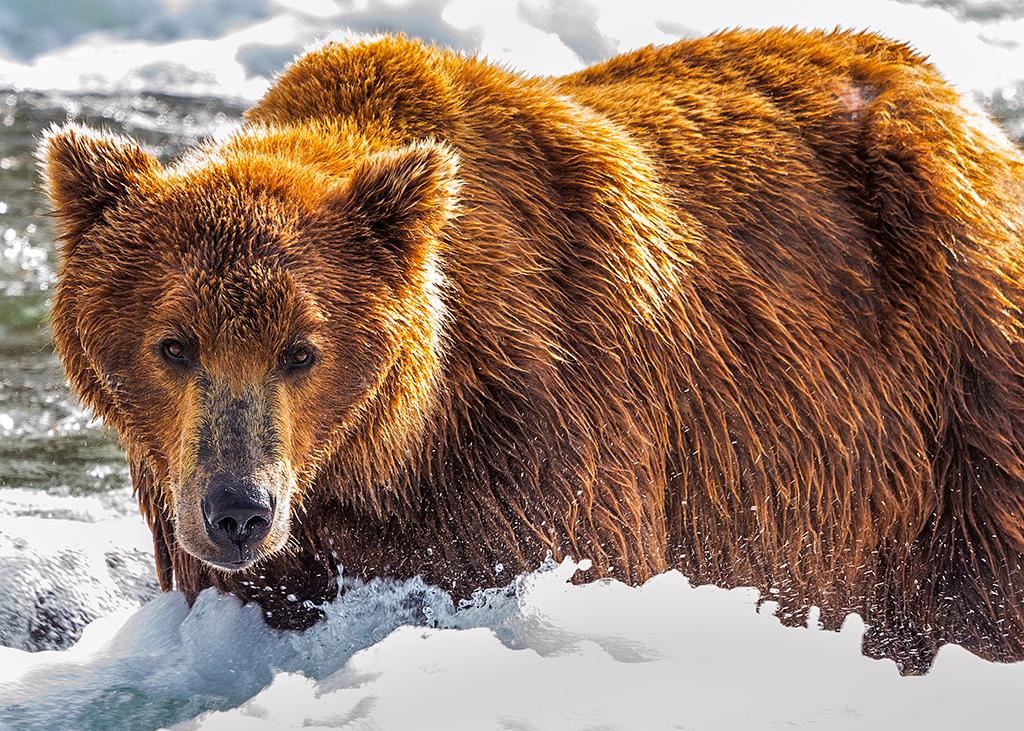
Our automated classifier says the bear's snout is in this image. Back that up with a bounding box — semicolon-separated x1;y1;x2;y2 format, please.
168;377;296;572
201;477;275;567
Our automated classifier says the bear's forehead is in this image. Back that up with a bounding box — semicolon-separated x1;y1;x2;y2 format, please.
141;165;330;343
149;183;307;293
160;259;323;345
193;261;292;310
156;196;295;259
141;160;308;243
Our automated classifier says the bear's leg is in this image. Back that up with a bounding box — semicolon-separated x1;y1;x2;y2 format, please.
865;427;1024;672
859;551;942;675
855;59;1024;670
914;443;1024;667
214;542;341;630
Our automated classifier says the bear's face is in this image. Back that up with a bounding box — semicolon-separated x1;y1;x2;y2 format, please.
41;124;457;572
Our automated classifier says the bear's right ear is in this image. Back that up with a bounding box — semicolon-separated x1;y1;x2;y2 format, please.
38;123;160;248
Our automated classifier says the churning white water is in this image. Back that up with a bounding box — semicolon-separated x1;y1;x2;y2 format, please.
4;558;1024;730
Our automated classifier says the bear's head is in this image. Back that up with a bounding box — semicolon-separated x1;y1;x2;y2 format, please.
40;123;457;572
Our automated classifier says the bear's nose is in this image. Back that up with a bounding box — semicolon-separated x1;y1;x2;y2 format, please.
202;478;274;557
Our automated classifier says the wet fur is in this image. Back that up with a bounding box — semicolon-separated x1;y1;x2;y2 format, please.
43;29;1024;673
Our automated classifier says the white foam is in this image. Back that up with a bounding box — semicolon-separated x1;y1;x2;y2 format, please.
175;565;1024;730
0;489;156;652
0;560;1021;730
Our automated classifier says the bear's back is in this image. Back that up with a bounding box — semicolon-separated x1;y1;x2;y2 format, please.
237;30;1024;672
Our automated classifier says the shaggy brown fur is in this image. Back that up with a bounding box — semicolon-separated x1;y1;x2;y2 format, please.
41;28;1024;674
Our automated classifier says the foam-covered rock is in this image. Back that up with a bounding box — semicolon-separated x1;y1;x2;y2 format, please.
0;490;156;651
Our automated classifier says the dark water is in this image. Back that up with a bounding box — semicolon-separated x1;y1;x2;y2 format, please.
0;91;243;497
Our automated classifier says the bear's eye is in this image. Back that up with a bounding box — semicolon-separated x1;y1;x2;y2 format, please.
160;339;191;366
282;345;315;372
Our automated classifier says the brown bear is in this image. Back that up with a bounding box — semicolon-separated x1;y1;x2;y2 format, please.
40;28;1024;674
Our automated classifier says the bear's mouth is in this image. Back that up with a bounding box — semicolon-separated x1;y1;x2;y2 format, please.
208;555;258;571
203;535;266;571
192;542;273;573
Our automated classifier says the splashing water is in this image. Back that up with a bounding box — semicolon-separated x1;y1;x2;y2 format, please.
1;559;1023;730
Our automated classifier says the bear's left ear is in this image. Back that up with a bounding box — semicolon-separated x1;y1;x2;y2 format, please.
328;140;459;263
38;123;161;250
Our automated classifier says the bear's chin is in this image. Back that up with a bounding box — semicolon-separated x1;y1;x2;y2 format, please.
204;554;262;573
175;525;288;574
206;559;259;573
